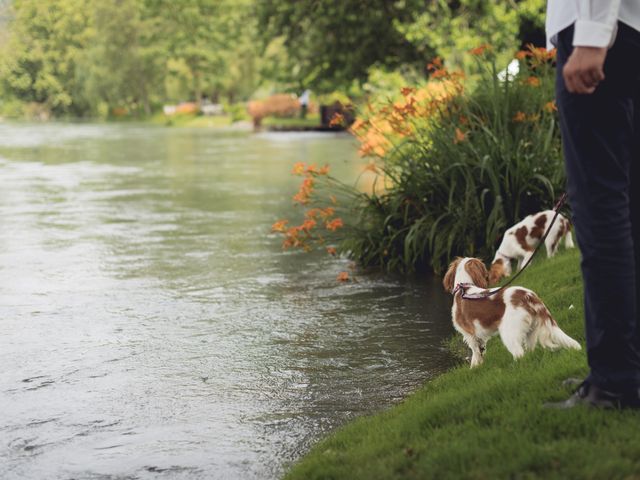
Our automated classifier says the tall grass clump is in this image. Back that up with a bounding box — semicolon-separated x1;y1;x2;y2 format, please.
274;46;564;274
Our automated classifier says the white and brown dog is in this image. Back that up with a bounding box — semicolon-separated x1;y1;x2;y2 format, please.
489;210;574;285
443;257;580;368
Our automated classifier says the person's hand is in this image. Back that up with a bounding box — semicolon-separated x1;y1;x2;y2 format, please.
562;46;608;94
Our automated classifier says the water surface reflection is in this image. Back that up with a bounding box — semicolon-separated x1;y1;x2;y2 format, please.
0;124;454;479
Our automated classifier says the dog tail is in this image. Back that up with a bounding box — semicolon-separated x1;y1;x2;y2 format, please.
563;218;575;249
538;315;581;351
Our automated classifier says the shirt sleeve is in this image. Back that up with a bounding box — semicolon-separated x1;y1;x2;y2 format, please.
573;0;622;47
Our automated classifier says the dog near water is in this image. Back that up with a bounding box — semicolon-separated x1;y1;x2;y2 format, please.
443;257;581;368
489;210;574;285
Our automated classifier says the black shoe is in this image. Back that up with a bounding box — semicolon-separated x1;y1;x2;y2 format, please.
545;381;625;409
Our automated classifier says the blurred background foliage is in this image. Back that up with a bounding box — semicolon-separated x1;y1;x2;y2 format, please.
0;0;546;119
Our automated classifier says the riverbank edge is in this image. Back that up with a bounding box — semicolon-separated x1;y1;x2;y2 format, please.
285;248;640;479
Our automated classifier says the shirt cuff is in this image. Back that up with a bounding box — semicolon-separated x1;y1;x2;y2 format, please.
573;20;616;48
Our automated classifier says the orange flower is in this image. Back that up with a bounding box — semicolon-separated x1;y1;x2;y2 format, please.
320;207;335;219
326;246;337;256
337;271;350;282
317;164;330;175
349;118;366;133
427;57;442;70
293;177;315;204
469;44;491;56
329;112;345;127
453;127;467;144
305;208;320;219
543;100;558;113
528;45;556;63
515;50;530;60
431;68;449;80
271;219;288;232
513;111;527;122
401;86;416;97
292;162;306;175
525;76;541;87
302;219;317;231
326;218;344;231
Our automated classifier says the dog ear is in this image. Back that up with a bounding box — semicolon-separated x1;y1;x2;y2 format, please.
442;258;462;292
488;259;505;286
465;258;489;288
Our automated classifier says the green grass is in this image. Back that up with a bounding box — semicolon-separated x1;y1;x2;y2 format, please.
286;248;640;479
262;114;321;129
147;113;238;128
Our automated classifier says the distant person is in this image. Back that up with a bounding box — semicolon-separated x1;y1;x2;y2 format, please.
546;1;640;409
299;89;310;119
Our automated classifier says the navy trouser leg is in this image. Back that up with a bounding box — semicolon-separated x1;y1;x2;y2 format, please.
556;23;640;391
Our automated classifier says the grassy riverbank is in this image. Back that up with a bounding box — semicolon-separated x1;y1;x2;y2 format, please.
286;248;640;479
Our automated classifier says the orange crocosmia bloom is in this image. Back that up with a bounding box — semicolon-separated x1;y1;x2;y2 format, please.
326;218;344;231
326;246;337;256
337;271;350;282
453;128;467;144
427;56;442;70
302;219;317;230
329;113;345;127
544;100;558;113
292;162;306;175
317;164;330;175
363;163;379;173
320;207;335;219
469;44;490;56
292;177;315;204
515;50;529;60
305;208;320;219
527;45;556;64
271;219;288;232
349;118;366;133
513;111;527;122
431;68;449;80
401;86;416;97
525;76;541;87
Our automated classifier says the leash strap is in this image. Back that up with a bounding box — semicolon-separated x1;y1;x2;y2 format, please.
458;193;568;301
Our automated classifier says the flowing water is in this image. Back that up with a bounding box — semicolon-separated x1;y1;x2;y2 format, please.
0;123;454;479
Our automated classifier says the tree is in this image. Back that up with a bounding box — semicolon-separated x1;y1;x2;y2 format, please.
0;0;93;115
78;0;165;115
255;0;428;92
400;0;546;70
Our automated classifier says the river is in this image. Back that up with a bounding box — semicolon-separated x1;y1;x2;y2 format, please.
0;123;454;479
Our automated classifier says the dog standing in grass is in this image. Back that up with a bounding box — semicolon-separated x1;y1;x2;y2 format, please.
489;210;574;285
443;257;581;368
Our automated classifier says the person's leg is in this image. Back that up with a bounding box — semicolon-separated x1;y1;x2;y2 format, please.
556;23;640;394
632;55;640;364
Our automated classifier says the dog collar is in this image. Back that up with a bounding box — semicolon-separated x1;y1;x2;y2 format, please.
453;282;498;300
452;282;475;295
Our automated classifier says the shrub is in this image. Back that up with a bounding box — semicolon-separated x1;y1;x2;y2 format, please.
247;93;302;127
275;46;564;274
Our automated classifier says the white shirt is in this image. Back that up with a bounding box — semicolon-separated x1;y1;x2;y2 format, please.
546;0;640;49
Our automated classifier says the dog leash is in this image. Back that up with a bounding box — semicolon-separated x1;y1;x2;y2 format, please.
455;192;568;300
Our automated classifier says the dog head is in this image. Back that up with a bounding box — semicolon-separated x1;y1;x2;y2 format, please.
463;258;489;288
443;257;489;293
442;257;462;293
